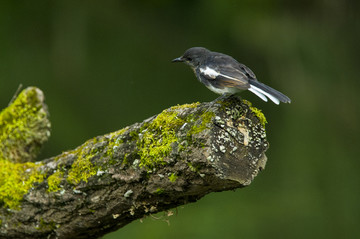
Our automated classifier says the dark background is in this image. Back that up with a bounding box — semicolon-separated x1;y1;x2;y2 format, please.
1;0;359;238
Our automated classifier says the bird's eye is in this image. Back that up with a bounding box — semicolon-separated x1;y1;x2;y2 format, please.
186;57;192;61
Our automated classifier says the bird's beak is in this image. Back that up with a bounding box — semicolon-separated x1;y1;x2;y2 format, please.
171;56;184;63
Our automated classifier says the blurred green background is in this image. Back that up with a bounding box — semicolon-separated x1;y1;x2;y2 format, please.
1;0;359;238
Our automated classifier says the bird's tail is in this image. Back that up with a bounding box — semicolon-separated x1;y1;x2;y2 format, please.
248;79;291;105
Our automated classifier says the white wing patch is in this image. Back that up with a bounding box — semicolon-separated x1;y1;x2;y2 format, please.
199;66;220;79
199;66;239;81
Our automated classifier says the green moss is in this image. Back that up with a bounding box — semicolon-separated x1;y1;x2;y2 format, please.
137;109;185;170
170;102;200;110
62;129;130;186
188;111;215;136
217;99;232;108
65;132;129;185
242;100;267;128
168;173;178;182
122;153;129;166
0;87;51;163
105;128;127;160
67;152;98;185
187;162;200;172
136;102;214;171
129;130;139;141
35;218;56;231
47;171;63;192
154;188;164;194
0;87;49;209
0;159;45;209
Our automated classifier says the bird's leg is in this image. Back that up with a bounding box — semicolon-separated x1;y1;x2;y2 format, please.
215;93;231;102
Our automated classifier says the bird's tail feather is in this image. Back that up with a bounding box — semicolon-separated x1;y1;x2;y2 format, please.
248;79;291;104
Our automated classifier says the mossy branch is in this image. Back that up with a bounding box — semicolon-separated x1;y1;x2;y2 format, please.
0;87;268;239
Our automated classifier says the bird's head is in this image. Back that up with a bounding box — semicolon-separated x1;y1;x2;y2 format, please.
172;47;210;68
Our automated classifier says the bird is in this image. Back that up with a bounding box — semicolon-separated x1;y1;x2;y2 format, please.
172;47;291;105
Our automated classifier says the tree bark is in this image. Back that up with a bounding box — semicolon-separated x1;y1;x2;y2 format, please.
0;87;268;239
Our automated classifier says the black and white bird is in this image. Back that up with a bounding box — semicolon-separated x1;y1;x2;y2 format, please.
172;47;291;105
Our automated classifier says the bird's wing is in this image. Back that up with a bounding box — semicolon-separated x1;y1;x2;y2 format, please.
198;54;254;89
237;63;257;80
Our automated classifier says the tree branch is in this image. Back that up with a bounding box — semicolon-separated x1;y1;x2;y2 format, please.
0;87;268;239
